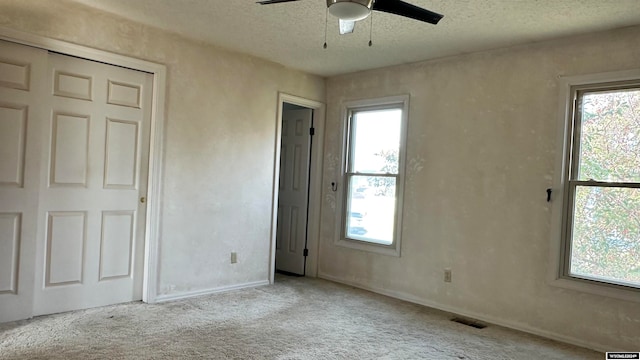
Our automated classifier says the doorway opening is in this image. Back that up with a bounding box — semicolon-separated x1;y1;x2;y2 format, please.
269;94;325;283
276;103;313;276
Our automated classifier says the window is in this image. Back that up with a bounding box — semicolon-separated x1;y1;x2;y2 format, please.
336;95;408;256
560;79;640;292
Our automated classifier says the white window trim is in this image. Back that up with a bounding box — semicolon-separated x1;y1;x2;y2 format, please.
334;95;409;257
549;69;640;303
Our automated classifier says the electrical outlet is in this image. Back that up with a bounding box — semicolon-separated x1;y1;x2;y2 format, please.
231;252;237;264
444;268;452;283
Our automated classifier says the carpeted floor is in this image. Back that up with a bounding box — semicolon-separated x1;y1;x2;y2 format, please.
0;276;601;359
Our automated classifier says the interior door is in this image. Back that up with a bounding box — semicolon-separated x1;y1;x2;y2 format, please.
0;40;48;323
32;53;153;316
275;108;313;275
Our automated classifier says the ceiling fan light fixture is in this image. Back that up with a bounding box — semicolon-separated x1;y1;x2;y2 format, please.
327;0;373;21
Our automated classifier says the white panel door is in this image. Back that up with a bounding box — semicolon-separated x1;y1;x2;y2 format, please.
0;40;48;322
276;109;312;275
32;53;152;316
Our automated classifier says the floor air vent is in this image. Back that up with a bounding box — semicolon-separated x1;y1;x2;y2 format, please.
451;317;487;329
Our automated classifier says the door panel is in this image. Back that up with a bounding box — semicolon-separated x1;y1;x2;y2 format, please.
45;211;86;286
0;213;21;294
32;53;152;316
0;104;26;186
53;70;92;101
49;113;90;186
104;119;139;188
275;109;312;275
99;211;134;280
0;58;30;90
0;40;49;322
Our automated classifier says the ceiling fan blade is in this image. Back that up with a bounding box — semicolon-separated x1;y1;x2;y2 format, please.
257;0;301;4
339;19;356;35
372;0;443;25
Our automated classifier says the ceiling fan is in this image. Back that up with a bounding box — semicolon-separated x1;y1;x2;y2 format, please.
257;0;443;35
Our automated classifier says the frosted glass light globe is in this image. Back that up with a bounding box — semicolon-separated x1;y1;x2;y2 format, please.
328;0;372;21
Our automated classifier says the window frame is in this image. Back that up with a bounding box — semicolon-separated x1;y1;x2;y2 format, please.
335;95;409;256
550;70;640;302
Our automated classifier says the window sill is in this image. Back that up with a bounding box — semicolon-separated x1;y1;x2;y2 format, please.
548;275;640;303
335;238;400;257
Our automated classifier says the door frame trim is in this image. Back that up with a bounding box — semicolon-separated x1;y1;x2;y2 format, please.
270;93;325;282
0;27;166;304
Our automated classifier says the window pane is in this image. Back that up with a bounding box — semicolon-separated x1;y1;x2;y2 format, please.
346;175;396;245
570;185;640;287
577;89;640;182
350;109;401;174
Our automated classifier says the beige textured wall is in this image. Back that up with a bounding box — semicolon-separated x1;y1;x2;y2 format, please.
0;0;325;295
320;26;640;351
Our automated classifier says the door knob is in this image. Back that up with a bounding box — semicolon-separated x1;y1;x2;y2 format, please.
140;197;146;203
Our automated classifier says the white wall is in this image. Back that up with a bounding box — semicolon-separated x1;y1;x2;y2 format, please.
0;0;325;296
319;26;640;351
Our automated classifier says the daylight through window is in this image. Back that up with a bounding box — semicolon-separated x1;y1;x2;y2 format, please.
563;84;640;289
342;99;407;249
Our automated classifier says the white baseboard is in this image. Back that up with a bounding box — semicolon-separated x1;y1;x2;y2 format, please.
155;280;270;303
318;272;608;353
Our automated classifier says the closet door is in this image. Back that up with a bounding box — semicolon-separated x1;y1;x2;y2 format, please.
32;53;153;316
0;40;48;322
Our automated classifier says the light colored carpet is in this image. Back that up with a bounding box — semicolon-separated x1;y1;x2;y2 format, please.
0;276;600;359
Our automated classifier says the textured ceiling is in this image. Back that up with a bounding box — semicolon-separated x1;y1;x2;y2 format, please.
69;0;640;77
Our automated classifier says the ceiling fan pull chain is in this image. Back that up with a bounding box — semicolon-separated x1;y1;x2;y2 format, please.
323;7;328;49
368;11;373;47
